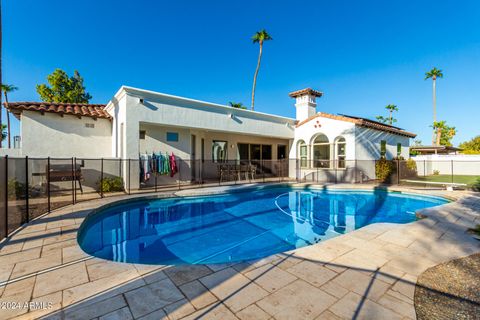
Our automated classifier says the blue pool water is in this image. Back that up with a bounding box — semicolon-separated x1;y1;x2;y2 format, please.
78;186;448;265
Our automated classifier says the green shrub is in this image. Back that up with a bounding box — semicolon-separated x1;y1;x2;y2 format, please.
8;179;26;200
433;170;440;175
97;177;124;193
473;177;480;192
375;158;395;183
406;158;417;171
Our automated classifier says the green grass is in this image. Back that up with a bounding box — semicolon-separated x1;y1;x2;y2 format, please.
414;174;480;189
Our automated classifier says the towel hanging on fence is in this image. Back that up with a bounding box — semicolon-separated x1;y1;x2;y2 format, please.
170;153;177;177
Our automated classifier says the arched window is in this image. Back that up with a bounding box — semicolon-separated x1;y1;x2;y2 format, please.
312;134;330;168
297;140;307;168
335;137;346;168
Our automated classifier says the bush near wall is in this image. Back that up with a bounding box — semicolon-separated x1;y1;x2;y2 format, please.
375;158;395;183
97;177;124;193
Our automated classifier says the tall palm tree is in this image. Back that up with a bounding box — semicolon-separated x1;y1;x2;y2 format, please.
385;104;398;125
425;67;443;144
1;84;18;148
251;29;272;111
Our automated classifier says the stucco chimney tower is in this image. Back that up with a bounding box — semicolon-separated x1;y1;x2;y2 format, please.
288;88;323;122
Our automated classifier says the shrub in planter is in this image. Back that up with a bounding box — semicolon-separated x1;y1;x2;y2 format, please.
375;158;395;183
97;177;124;193
8;179;26;200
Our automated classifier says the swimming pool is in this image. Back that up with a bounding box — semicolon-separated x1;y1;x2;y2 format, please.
78;186;448;265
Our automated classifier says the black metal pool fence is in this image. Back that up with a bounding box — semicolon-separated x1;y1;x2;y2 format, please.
0;156;478;241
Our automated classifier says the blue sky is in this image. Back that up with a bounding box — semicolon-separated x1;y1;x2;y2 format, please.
2;0;480;146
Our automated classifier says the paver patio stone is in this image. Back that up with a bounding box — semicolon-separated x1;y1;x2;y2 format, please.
332;248;388;271
390;274;417;301
137;308;167;320
179;303;238;320
87;261;137;281
0;247;41;266
199;267;269;312
164;265;213;286
329;291;403;320
377;292;416;319
179;280;218;309
244;263;297;292
99;307;133;320
1;276;35;298
236;303;270;320
286;261;337;287
320;280;349;299
315;310;343;320
62;269;142;306
163;298;196;320
23;291;63;320
124;277;184;318
33;262;89;298
62;245;89;263
256;279;337;320
51;295;127;320
11;250;62;278
332;269;390;301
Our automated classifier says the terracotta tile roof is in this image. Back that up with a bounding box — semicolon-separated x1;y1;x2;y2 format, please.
297;112;417;138
5;102;111;120
288;88;323;98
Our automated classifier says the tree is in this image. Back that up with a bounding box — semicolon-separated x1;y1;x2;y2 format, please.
36;69;92;103
1;84;18;148
385;104;398;125
431;120;456;146
1;124;6;142
375;116;388;124
376;104;398;125
250;29;272;111
228;102;247;110
425;67;443;144
459;136;480;154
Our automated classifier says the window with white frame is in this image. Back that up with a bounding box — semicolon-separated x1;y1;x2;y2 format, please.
335;137;346;168
312;134;330;168
298;140;307;168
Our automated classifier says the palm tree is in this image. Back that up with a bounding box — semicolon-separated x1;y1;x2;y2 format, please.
425;67;443;144
229;102;247;110
1;84;18;148
385;104;398;125
251;29;272;111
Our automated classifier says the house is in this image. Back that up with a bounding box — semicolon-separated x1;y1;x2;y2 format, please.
4;86;416;185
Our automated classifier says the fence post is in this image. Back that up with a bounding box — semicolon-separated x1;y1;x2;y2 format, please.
5;155;9;237
451;160;454;184
262;160;265;183
71;157;75;205
100;158;104;198
128;158;131;195
154;171;158;192
178;160;181;190
25;156;29;224
397;159;400;185
47;157;51;213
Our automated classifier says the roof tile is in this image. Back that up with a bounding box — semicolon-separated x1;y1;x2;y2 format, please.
5;102;111;120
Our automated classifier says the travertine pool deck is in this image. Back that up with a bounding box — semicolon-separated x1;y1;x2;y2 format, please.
0;184;479;320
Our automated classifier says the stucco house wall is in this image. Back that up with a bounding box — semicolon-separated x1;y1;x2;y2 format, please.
20;110;112;158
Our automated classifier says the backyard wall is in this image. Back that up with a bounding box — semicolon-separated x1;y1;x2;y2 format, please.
412;154;480;176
